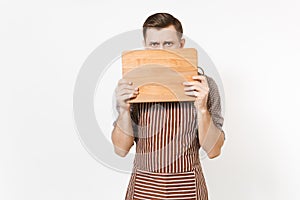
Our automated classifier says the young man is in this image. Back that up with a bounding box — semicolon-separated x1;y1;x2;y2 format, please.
112;13;225;200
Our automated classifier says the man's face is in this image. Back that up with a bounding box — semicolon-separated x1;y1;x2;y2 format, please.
143;25;185;49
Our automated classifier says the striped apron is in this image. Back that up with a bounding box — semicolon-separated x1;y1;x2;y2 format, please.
125;102;208;200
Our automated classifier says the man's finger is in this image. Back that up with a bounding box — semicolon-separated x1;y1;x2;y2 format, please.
184;85;200;92
120;94;136;102
119;89;138;96
184;84;208;92
182;81;203;86
118;79;133;85
184;91;199;97
192;75;207;83
119;85;135;92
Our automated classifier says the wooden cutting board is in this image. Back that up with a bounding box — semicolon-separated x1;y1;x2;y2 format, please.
122;48;198;103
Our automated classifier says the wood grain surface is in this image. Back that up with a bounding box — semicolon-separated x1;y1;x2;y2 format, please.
122;48;198;103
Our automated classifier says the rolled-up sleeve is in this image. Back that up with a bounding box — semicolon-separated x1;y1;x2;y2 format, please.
206;75;226;140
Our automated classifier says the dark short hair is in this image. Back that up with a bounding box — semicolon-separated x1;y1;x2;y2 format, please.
143;13;183;39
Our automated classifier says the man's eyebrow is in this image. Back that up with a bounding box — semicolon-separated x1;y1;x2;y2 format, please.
149;41;159;44
163;41;174;43
163;41;174;44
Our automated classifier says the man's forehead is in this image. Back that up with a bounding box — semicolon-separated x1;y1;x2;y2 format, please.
145;26;180;41
146;26;178;34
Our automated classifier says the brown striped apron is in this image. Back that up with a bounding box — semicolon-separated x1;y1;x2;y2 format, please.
125;102;208;200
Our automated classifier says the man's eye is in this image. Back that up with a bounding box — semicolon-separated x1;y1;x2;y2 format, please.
150;43;159;47
165;42;173;46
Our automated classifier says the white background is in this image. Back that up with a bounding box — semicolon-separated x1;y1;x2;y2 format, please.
1;0;300;199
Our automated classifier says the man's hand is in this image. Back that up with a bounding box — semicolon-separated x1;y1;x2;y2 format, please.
115;79;139;112
183;75;210;111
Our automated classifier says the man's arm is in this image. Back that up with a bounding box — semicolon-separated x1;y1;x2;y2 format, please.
197;109;225;159
184;74;225;159
111;109;135;157
111;79;139;157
